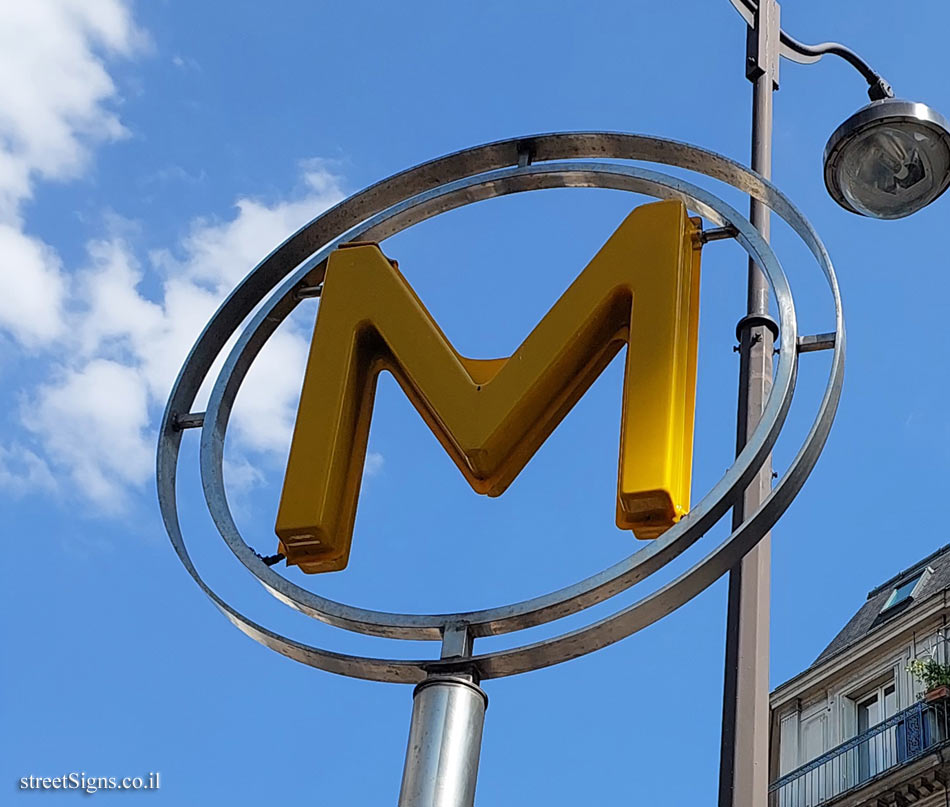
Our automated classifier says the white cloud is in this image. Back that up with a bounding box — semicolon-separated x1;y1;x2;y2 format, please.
0;1;360;511
364;452;384;478
143;164;345;441
171;54;199;71
0;0;142;199
0;445;57;497
223;456;265;494
231;326;313;455
0;223;66;346
11;163;346;508
154;165;342;294
25;358;153;510
0;0;144;346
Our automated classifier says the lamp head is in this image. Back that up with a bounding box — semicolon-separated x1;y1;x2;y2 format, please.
824;98;950;219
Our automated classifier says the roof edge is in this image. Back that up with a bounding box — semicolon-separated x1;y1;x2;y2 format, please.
866;541;950;600
771;589;949;706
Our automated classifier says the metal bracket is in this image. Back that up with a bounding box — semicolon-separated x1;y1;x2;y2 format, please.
735;313;779;343
698;224;739;244
172;411;205;431
516;140;535;168
294;284;323;300
796;332;836;353
441;622;473;659
730;0;894;99
867;76;894;102
746;0;780;90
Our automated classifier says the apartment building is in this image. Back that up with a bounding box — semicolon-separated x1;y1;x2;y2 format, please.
770;544;950;806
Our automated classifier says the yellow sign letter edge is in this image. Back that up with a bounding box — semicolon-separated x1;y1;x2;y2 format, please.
276;199;702;572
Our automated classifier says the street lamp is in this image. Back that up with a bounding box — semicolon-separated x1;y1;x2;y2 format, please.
824;99;950;219
725;2;950;807
732;0;950;218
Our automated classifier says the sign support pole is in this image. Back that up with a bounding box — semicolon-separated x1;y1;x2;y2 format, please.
398;626;487;807
397;675;488;807
719;1;779;806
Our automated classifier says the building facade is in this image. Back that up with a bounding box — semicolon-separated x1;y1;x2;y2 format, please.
769;545;950;806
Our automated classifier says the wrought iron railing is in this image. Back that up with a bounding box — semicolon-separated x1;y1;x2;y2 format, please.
769;697;950;807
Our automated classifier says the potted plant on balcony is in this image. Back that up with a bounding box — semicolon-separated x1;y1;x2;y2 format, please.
907;657;950;701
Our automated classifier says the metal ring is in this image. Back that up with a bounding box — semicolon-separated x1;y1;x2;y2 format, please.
200;162;795;637
158;132;844;683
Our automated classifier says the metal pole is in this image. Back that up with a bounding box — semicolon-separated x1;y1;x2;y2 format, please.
719;1;779;806
398;675;488;807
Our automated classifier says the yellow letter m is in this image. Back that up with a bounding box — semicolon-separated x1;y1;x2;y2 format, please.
275;199;703;573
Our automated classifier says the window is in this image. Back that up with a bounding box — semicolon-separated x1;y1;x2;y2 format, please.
857;684;897;732
854;682;898;783
881;571;925;612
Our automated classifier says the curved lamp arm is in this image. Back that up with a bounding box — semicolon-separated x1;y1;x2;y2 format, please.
729;0;895;100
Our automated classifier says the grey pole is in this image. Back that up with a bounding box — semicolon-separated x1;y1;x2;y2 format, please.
397;675;488;807
719;1;779;805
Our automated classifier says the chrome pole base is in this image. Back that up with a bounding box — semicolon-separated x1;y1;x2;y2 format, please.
398;676;488;807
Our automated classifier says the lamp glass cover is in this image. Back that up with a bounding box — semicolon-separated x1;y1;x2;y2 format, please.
833;121;950;219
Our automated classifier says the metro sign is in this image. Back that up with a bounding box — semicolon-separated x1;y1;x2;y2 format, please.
275;199;703;573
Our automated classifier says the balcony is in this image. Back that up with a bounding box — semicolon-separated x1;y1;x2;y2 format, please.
769;697;950;807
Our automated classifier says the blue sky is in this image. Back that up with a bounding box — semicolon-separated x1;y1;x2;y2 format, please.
2;1;950;804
